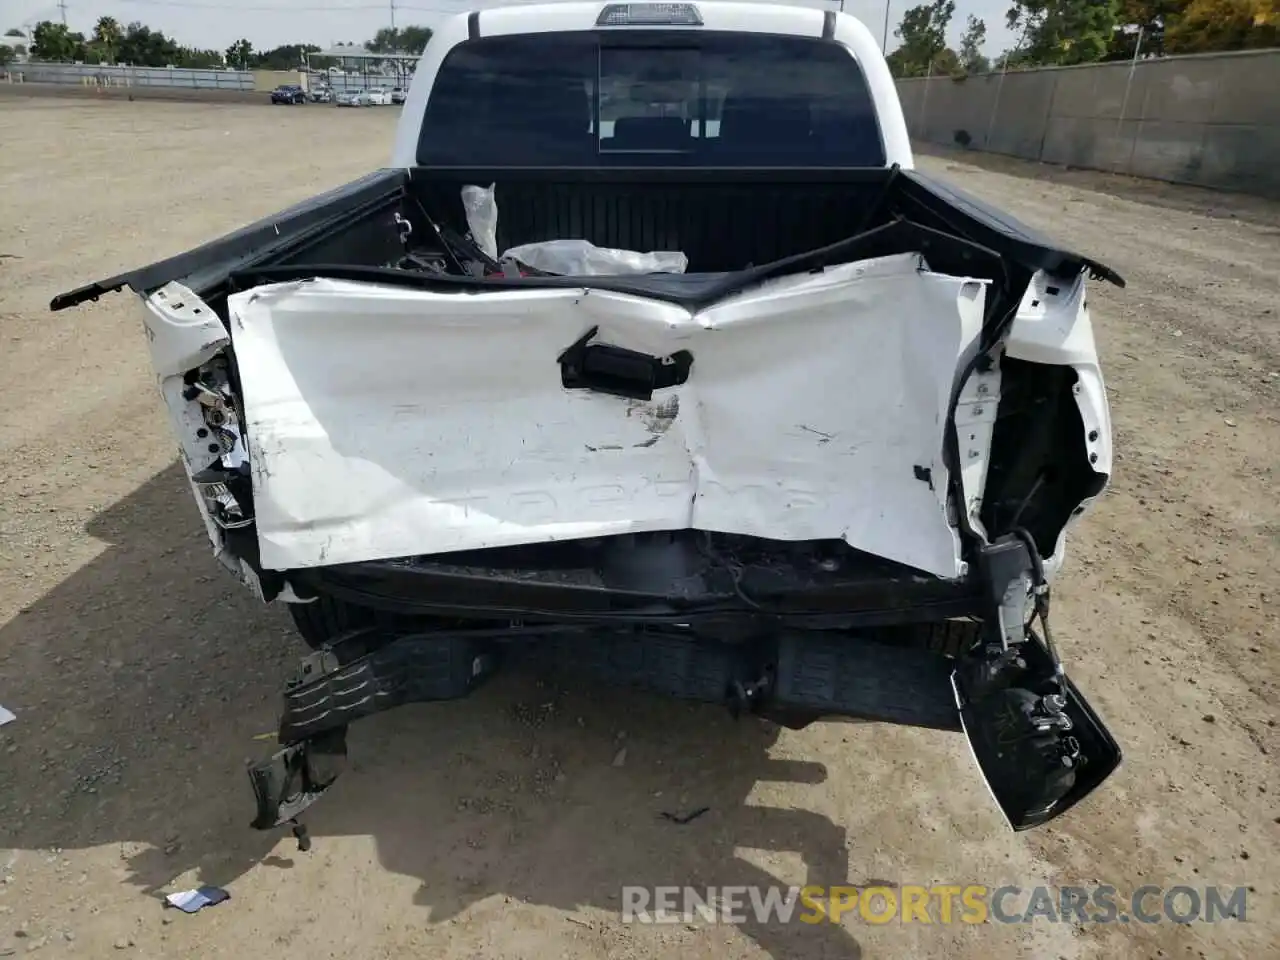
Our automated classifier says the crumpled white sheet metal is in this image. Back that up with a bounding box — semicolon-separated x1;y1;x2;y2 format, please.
227;252;987;578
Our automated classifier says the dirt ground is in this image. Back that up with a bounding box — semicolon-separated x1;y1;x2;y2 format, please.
1;99;1277;959
0;83;264;106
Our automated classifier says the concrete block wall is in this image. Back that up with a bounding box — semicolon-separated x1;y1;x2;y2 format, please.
5;61;255;90
896;48;1280;198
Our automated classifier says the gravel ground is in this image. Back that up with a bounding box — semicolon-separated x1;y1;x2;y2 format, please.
0;84;268;105
0;99;1277;960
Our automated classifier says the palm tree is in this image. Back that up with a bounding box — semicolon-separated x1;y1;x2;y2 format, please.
93;16;122;63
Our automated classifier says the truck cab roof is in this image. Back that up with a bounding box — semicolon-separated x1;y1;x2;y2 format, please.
390;1;910;169
478;0;834;36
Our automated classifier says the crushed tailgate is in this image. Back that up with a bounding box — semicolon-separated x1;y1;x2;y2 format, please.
229;252;988;576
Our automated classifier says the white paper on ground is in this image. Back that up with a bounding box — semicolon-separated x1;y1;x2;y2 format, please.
164;886;230;913
0;704;14;727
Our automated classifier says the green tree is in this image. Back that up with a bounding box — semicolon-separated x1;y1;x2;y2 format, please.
886;0;957;76
92;16;123;63
225;37;253;70
367;25;433;54
0;45;12;67
367;26;400;52
252;43;320;69
30;21;87;61
1166;0;1279;50
959;14;991;71
1106;1;1189;57
1006;0;1120;65
114;22;179;66
175;47;225;68
397;25;432;53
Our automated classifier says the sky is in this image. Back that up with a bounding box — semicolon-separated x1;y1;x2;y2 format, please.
9;0;1018;56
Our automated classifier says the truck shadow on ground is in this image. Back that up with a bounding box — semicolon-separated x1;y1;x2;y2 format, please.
1;462;864;958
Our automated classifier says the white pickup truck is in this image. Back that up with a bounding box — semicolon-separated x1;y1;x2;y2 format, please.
54;2;1123;838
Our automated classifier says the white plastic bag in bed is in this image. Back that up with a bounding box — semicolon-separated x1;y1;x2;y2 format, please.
461;183;499;260
501;239;688;276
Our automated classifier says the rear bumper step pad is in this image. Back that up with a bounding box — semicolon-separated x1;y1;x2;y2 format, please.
279;627;961;744
248;626;962;831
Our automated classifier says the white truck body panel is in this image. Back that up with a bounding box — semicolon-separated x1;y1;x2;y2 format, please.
391;3;913;170
227;253;986;577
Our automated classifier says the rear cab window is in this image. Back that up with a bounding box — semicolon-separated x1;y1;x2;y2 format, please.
417;31;885;167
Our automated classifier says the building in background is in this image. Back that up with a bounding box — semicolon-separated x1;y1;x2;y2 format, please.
1;31;29;64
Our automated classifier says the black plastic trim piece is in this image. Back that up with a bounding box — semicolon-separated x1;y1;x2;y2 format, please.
467;10;480;39
558;325;694;400
248;728;347;828
273;624;965;746
277;629;502;742
900;170;1125;288
822;10;836;39
403;166;894;183
287;558;982;626
231;217;1004;312
774;632;959;730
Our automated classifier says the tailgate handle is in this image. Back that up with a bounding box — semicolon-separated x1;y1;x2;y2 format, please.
557;326;692;401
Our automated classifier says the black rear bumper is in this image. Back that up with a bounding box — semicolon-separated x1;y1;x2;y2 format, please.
248;621;969;834
287;535;986;628
275;624;967;746
249;536;1121;838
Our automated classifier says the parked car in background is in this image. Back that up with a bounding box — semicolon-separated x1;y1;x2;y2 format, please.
270;85;307;105
390;87;407;104
310;86;332;103
368;86;394;105
334;89;371;107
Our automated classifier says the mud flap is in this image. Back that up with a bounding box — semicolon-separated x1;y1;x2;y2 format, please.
953;635;1121;831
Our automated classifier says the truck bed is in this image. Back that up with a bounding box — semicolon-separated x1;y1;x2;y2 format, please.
263;167;1119;292
52;166;1119;315
50;165;1122;580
